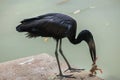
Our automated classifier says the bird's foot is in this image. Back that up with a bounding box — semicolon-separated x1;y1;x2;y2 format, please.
56;74;75;79
64;67;84;73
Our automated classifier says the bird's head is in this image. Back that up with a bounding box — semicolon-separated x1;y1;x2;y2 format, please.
68;30;97;64
82;30;96;64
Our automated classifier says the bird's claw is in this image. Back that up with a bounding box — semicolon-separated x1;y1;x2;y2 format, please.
64;67;84;73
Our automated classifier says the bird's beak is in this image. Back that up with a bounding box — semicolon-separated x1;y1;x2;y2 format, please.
88;39;96;64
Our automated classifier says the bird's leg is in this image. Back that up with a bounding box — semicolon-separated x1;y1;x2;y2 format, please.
55;39;75;79
59;39;84;73
55;39;63;76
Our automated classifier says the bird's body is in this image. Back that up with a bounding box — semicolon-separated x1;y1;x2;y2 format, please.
17;13;76;40
16;13;96;78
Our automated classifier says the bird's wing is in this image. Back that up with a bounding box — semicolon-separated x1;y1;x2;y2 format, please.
39;18;72;38
21;17;39;23
21;16;45;23
21;13;57;23
19;13;73;38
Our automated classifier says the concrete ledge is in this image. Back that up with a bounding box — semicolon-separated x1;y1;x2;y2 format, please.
0;53;103;80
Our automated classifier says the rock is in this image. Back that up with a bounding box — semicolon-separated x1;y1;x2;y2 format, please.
0;53;103;80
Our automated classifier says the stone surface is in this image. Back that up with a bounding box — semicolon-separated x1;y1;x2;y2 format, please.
0;53;103;80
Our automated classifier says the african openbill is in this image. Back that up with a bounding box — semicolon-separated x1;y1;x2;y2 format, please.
16;13;96;78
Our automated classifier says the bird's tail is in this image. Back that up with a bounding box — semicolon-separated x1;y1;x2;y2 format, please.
16;24;24;32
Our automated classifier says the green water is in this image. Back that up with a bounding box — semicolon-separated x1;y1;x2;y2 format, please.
0;0;120;79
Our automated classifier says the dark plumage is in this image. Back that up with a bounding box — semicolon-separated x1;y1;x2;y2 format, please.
16;13;96;78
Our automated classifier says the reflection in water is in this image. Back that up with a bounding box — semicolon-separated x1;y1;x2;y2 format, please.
0;0;120;80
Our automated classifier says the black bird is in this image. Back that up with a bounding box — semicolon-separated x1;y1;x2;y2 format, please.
16;13;96;78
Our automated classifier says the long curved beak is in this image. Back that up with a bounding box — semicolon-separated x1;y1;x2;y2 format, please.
88;39;96;64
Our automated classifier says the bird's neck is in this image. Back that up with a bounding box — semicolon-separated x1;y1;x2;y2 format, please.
68;30;92;44
68;30;96;63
